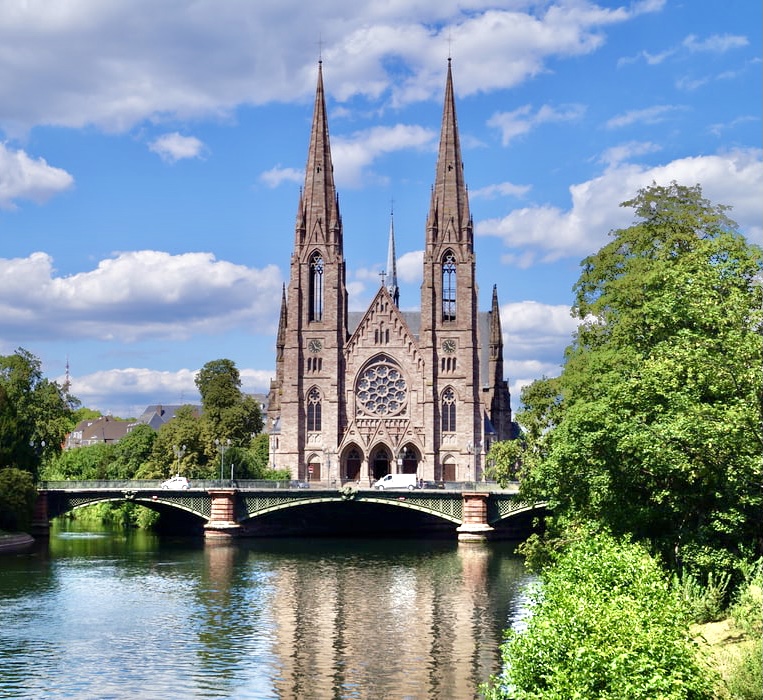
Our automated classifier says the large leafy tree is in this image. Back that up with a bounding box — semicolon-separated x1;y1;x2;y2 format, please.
0;348;76;477
513;183;762;576
195;358;263;457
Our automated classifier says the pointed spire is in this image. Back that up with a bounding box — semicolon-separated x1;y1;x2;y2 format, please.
490;284;502;353
276;284;287;357
300;61;341;249
427;58;471;244
386;205;400;306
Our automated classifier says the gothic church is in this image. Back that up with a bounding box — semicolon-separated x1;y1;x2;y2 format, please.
267;60;514;484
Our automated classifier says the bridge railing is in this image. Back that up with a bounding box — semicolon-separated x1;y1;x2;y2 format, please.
38;479;520;492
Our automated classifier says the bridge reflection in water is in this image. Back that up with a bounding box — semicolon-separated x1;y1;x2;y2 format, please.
35;480;545;542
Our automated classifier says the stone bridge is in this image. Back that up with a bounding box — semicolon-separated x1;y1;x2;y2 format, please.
34;480;546;542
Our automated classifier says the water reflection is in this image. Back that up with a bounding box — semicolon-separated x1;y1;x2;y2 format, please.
0;529;532;699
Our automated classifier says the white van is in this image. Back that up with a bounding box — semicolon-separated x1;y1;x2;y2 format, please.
372;473;419;490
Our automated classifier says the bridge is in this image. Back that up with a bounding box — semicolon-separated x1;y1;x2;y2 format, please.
34;480;546;542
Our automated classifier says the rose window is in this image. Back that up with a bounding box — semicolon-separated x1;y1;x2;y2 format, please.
355;358;407;416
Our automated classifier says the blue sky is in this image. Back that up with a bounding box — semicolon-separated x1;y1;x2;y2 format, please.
0;0;760;418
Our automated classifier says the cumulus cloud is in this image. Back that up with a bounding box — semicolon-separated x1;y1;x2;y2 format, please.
0;143;73;209
0;250;283;342
0;0;663;134
260;166;303;188
149;132;206;162
68;365;275;418
332;124;436;187
476;148;762;264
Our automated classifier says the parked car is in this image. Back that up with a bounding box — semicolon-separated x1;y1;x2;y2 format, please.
161;475;190;490
372;473;419;490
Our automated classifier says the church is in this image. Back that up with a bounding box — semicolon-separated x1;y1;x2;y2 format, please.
267;60;514;485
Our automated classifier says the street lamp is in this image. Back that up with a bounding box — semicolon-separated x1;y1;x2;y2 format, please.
172;444;186;475
215;438;231;484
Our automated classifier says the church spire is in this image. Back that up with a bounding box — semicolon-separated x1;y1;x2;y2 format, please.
427;58;471;245
298;61;342;249
386;206;399;306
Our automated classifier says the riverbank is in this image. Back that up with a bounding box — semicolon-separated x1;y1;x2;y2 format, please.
693;617;762;698
0;531;34;554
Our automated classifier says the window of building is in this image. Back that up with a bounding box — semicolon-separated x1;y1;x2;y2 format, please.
309;252;324;321
441;387;456;432
307;387;322;431
442;250;456;321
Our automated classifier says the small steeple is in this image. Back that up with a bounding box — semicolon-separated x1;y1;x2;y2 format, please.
298;61;342;249
427;58;471;245
276;284;287;361
386;206;400;306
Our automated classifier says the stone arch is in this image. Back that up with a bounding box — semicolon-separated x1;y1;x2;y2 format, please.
305;451;322;482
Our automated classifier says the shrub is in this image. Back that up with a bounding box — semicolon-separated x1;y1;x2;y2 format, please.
0;467;37;531
483;528;717;699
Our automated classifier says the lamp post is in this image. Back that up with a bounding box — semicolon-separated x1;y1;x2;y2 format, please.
172;444;186;475
215;438;231;485
467;441;480;484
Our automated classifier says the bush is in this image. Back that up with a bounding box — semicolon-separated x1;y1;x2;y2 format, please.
0;467;37;531
483;528;717;699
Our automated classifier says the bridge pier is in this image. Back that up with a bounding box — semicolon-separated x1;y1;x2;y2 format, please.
30;492;50;537
204;490;243;540
456;492;494;542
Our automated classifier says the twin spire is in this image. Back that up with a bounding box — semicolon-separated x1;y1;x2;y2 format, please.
298;58;472;294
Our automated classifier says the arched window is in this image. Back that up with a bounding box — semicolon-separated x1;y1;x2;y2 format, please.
441;387;456;432
442;251;456;321
307;387;322;431
309;252;324;321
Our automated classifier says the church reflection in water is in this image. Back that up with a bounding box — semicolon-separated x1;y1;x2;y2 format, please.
201;539;531;699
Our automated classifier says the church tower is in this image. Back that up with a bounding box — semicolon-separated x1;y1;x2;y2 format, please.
420;58;483;480
269;61;348;479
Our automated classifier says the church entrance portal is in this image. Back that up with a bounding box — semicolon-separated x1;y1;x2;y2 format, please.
372;450;389;480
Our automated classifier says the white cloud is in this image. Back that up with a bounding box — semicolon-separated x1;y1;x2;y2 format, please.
0;1;663;134
605;105;685;129
682;33;748;54
67;365;275;418
0;250;283;342
149;132;206;162
476;148;763;264
0;143;74;209
597;141;661;166
488;103;586;145
260;166;303;188
471;181;532;200
332;124;436;187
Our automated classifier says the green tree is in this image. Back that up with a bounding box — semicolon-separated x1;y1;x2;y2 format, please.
142;405;207;479
516;183;762;578
483;528;718;699
195;358;263;465
0;467;37;531
111;423;156;479
0;348;76;477
42;443;116;481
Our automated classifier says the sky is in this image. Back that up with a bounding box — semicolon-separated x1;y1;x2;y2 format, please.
0;0;760;419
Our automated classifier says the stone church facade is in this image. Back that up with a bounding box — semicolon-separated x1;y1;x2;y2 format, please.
267;60;514;485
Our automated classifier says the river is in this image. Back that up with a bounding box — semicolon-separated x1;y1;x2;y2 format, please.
0;524;533;699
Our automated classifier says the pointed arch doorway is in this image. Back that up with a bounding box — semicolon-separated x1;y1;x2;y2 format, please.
371;448;390;481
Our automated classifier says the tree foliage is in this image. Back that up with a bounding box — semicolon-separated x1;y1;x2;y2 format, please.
511;183;762;577
0;467;37;531
483;528;718;699
0;348;76;476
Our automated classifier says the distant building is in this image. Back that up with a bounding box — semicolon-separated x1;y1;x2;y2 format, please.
64;415;132;449
135;404;201;431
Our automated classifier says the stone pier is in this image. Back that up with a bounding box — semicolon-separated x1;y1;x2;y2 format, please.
203;490;242;540
456;492;494;542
